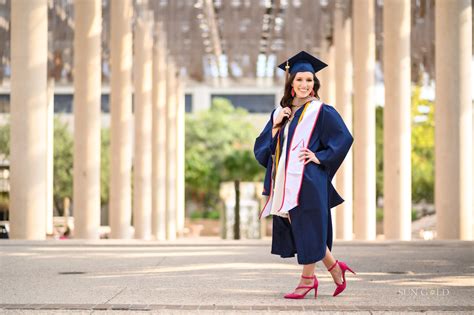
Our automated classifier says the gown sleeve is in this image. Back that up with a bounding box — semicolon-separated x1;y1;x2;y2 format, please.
253;109;280;168
314;105;353;179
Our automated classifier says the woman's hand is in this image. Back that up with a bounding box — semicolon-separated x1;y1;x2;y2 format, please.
273;107;292;127
299;148;320;165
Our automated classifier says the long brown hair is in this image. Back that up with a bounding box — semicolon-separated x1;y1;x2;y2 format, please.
280;73;321;108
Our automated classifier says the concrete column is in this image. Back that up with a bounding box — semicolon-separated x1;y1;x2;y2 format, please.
109;0;133;239
46;79;54;236
63;197;71;230
353;0;376;240
319;39;335;105
327;43;337;239
435;0;472;240
152;26;168;241
133;19;153;240
191;87;211;112
319;41;328;100
334;4;353;240
176;76;185;236
10;0;48;239
166;61;177;240
275;88;284;109
319;39;337;238
327;44;336;105
383;0;411;240
73;0;101;239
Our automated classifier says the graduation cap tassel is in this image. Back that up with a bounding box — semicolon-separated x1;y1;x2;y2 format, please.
284;60;290;84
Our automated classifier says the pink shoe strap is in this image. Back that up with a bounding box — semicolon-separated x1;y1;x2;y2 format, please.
295;285;314;290
301;274;315;279
328;260;339;272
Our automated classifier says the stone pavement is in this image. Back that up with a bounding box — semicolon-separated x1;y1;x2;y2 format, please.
0;238;473;314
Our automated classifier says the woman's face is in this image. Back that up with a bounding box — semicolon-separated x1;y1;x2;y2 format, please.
291;71;314;98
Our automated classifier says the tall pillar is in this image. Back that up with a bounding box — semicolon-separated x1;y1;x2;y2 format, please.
191;87;211;112
353;0;376;240
176;75;185;236
73;0;101;239
334;3;353;240
151;25;168;241
320;39;337;238
435;0;472;240
319;39;335;105
46;79;54;236
327;44;336;107
109;0;133;239
166;61;177;240
319;42;328;100
383;0;411;240
327;42;337;239
10;0;48;239
133;18;153;240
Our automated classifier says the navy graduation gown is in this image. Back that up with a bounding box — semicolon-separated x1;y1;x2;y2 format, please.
253;104;353;264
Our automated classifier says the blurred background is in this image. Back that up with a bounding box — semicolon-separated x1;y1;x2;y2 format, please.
0;0;472;242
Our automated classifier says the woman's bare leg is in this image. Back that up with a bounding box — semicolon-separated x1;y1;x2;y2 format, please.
292;247;344;294
322;246;343;285
286;215;317;294
291;263;316;295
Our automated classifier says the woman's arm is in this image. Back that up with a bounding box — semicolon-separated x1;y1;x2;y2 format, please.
253;110;280;168
314;105;353;179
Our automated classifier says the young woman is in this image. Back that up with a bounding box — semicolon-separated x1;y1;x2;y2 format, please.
254;51;355;299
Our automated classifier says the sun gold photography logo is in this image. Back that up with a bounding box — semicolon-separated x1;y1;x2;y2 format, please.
397;288;450;297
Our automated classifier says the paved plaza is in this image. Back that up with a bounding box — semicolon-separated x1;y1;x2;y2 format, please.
0;238;473;314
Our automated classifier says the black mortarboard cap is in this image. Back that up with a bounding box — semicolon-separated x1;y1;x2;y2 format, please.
277;50;328;75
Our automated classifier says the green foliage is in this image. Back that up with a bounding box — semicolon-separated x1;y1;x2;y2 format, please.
0;119;111;214
376;207;419;222
190;209;220;220
0;193;8;216
410;87;434;203
0;121;11;216
190;211;202;220
222;149;262;182
100;128;110;206
54;122;111;212
185;98;263;210
376;207;383;222
0;123;9;157
53;118;73;213
375;106;383;201
205;209;221;220
376;86;434;205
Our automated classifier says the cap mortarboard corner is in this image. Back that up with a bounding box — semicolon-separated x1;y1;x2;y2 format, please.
277;50;328;75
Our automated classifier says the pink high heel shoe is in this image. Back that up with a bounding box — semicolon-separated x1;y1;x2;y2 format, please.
284;274;319;299
327;259;356;297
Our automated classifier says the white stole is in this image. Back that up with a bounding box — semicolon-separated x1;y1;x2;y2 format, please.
259;100;323;218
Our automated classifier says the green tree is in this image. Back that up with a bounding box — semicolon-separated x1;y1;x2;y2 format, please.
100;128;110;206
411;87;434;203
53;118;73;214
0;123;9;158
185;98;263;215
0;119;111;215
0;122;9;218
54;122;111;213
223;148;263;239
376;86;435;217
375;106;383;201
0;119;75;214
